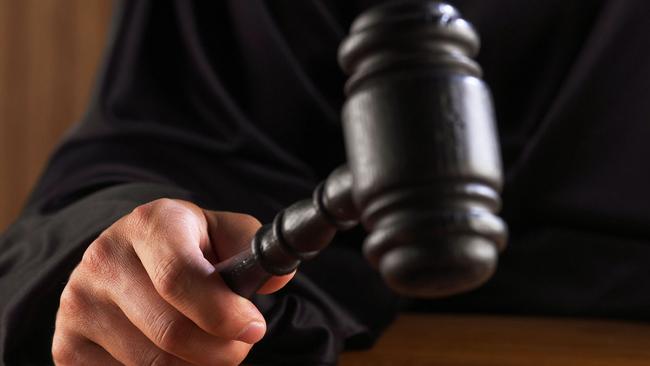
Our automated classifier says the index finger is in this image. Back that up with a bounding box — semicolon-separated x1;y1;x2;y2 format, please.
125;199;266;342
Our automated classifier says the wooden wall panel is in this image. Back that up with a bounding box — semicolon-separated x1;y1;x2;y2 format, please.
0;0;113;231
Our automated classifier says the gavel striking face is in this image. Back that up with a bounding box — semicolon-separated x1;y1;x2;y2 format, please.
215;1;507;299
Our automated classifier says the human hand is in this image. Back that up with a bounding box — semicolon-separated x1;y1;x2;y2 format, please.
52;198;294;365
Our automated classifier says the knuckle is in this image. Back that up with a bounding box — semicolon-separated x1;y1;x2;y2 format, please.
148;198;191;221
150;197;180;209
131;199;199;238
56;283;95;334
51;334;77;365
152;313;191;353
152;255;188;301
58;284;86;316
130;201;157;226
81;235;118;277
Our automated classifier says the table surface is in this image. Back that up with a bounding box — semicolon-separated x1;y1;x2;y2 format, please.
339;314;650;366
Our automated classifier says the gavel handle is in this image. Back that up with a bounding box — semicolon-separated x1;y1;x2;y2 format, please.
213;245;271;299
215;166;359;298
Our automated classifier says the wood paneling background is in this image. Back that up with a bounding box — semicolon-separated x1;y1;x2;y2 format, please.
0;0;113;231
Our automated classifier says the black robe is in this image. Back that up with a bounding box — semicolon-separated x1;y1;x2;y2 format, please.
2;0;650;364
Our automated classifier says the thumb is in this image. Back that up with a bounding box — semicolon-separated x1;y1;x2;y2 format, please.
204;210;296;295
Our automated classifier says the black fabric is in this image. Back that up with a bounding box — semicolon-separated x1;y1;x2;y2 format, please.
2;0;650;364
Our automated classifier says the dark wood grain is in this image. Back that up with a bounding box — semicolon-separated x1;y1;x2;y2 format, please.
340;314;650;366
0;0;112;231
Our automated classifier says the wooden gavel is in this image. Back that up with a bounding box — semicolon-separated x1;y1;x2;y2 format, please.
215;0;507;299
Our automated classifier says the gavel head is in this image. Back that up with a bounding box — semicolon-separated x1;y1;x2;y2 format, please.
338;1;507;298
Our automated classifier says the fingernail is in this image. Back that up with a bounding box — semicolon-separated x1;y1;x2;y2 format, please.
237;321;266;344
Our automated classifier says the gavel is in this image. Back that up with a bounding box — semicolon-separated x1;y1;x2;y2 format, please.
215;0;507;299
